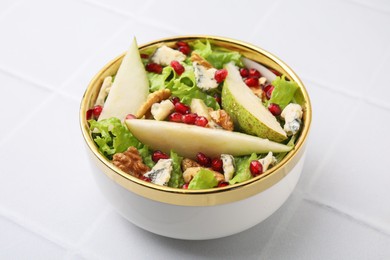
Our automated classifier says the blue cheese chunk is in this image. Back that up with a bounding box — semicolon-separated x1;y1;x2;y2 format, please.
151;100;175;121
144;159;173;186
151;45;186;66
281;103;303;136
193;62;218;91
221;154;235;182
258;152;277;172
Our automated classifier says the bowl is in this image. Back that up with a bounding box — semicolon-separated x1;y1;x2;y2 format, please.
80;35;312;240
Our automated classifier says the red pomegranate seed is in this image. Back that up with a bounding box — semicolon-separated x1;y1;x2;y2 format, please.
171;96;180;105
145;63;163;74
178;45;191;55
250;160;263;177
264;84;274;99
268;103;282;116
176;41;189;47
249;68;261;78
182;183;189;189
218;182;229;187
86;109;93;120
211;158;223;172
175;102;190;114
270;68;282;76
140;176;151;182
244;77;259;87
93;105;103;117
140;53;149;59
152;150;169;162
195;116;208;127
239;68;249;78
182;113;197;124
125;114;136;120
214;69;228;83
170;60;185;75
196;152;211;167
168;112;183;123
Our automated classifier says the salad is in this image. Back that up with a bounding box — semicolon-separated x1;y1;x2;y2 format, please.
86;38;304;190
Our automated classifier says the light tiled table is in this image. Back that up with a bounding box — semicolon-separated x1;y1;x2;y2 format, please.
1;0;389;259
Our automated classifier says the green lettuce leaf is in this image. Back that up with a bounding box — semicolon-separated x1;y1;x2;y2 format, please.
192;40;243;69
229;153;258;185
268;76;299;109
168;150;184;188
89;118;140;159
188;168;218;190
138;145;155;168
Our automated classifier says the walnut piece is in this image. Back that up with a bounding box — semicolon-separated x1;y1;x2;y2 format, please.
250;87;263;98
190;53;213;69
181;158;200;172
112;147;150;178
209;109;234;131
135;89;171;119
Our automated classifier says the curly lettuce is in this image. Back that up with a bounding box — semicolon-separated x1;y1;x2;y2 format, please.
268;76;299;109
168;150;184;188
229;153;258;185
188;168;218;190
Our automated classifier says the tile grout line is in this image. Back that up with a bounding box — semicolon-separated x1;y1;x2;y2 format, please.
64;206;112;259
303;196;390;237
0;207;74;251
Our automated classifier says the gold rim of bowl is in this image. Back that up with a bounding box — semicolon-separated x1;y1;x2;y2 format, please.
79;35;312;206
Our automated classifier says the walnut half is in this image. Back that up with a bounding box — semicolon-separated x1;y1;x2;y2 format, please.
209;110;234;131
112;147;150;178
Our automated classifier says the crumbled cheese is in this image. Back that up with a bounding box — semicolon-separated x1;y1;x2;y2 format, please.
221;154;235;182
144;159;173;186
95;76;112;106
193;62;218;91
151;45;186;66
281;103;303;136
151;100;175;121
258;152;277;172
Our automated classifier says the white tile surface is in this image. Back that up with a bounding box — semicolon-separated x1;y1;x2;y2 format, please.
0;95;108;244
0;216;66;259
260;200;390;260
0;0;128;87
1;0;390;258
308;101;390;233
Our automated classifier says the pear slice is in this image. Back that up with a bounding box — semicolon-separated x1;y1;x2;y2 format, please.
98;38;149;121
222;63;287;142
190;99;220;129
125;119;291;159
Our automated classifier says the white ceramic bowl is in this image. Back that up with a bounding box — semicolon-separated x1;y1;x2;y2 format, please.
80;35;312;240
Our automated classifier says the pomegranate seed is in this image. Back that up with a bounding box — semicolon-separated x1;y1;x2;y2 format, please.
176;41;189;47
93;105;103;117
250;160;263;177
171;96;180;105
249;68;261;78
239;68;249;78
270;68;282;76
213;93;221;106
140;176;151;182
244;77;259;87
178;45;191;55
174;102;190;114
211;158;223;172
168;112;183;123
218;182;229;187
182;113;197;124
145;63;163;74
214;69;228;83
196;152;211;167
195;116;208;127
125;114;136;120
268;103;282;116
182;183;189;189
170;60;185;75
152;150;169;162
86;109;93;120
140;53;149;59
264;84;274;99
